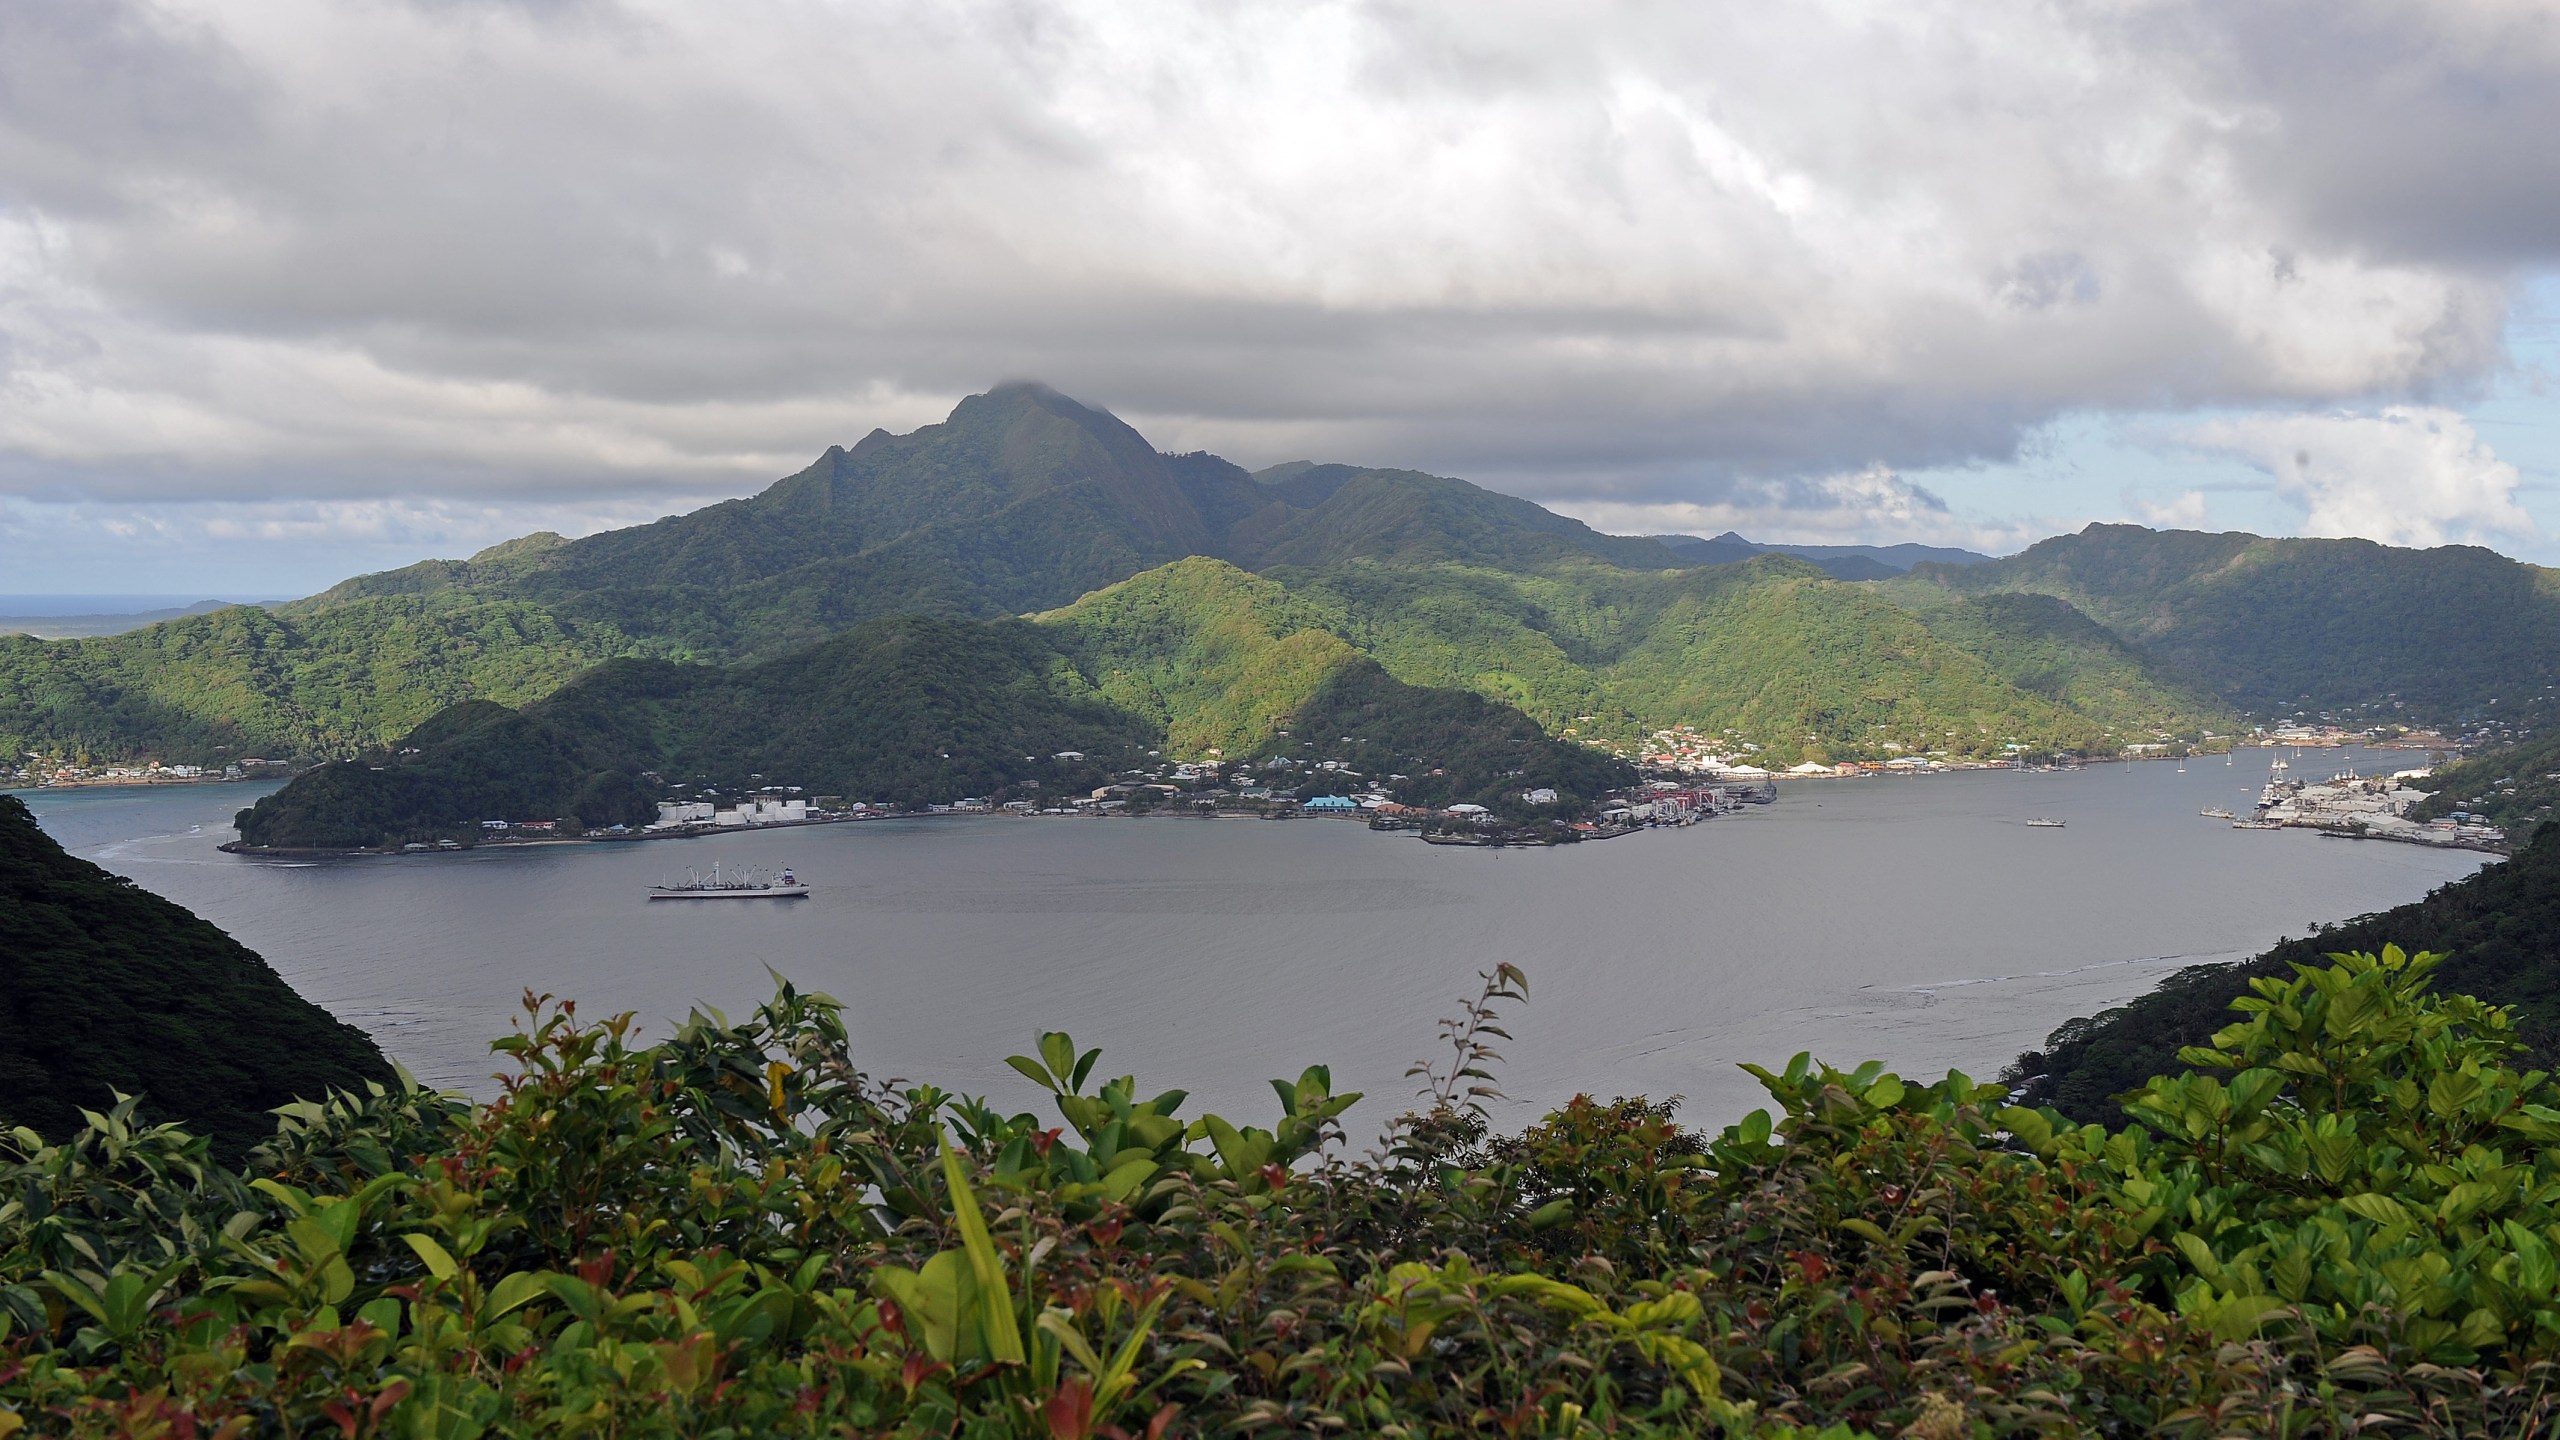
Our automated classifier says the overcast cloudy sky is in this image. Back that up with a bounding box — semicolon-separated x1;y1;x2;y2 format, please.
3;0;2557;595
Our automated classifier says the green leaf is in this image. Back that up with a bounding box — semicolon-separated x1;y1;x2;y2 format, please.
1996;1106;2055;1156
939;1133;1024;1364
2340;1192;2413;1227
1525;1199;1575;1231
484;1271;552;1322
402;1233;461;1282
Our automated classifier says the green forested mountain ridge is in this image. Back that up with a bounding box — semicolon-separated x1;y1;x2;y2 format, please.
0;794;393;1159
1276;555;2225;762
288;386;1687;661
0;596;645;766
1042;553;2219;765
232;617;1163;848
1885;588;2234;739
1038;558;1374;759
1227;462;1688;572
1885;522;2560;717
1039;558;1637;807
2012;823;2560;1125
225;584;1617;845
0;386;1716;766
3;385;2545;771
239;564;1640;848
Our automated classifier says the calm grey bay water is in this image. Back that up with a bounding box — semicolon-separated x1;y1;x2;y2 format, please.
25;749;2486;1133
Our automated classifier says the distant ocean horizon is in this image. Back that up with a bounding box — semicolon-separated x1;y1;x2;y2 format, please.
0;595;287;618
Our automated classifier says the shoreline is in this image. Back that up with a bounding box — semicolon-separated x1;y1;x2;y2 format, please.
213;803;1392;858
4;772;285;794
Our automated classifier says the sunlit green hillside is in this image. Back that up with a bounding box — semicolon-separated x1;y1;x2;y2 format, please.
1283;556;2219;763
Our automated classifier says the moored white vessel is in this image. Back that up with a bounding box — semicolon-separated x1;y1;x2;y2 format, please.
648;863;808;900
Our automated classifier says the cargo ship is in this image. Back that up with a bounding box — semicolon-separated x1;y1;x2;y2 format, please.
648;864;808;900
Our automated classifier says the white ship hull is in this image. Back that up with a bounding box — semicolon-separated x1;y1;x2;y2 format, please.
648;884;809;900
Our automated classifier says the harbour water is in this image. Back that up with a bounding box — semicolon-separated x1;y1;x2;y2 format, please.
24;748;2487;1133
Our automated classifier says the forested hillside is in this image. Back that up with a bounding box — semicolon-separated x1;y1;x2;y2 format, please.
1039;558;1372;759
0;795;392;1159
2011;825;2560;1124
1042;559;1635;808
235;584;1635;848
1889;589;2234;739
233;617;1160;848
1281;556;2204;762
0;598;641;766
1889;523;2560;717
2409;731;2560;844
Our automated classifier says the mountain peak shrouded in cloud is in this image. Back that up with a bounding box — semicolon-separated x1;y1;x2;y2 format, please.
1;0;2558;589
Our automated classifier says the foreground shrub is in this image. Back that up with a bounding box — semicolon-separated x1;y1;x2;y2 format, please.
4;952;2559;1435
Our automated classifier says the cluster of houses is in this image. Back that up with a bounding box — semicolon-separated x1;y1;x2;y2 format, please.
1616;726;1777;778
1607;724;2020;779
2;756;281;788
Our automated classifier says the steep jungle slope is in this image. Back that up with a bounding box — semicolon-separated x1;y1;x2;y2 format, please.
0;794;393;1159
1041;558;1634;809
232;616;1160;848
0;597;642;767
1038;558;1371;759
2012;825;2560;1124
1889;524;2560;717
1891;589;2237;740
1283;556;2141;763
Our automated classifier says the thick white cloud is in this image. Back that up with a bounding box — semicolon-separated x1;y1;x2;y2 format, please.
0;0;2553;537
2186;407;2534;547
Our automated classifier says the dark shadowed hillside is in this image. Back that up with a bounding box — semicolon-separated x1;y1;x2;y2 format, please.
233;617;1163;849
0;795;393;1159
2011;826;2560;1124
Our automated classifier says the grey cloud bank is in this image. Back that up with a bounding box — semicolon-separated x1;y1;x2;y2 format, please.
1;0;2555;584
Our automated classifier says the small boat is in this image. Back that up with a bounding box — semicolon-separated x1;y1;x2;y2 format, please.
2231;819;2282;830
648;863;808;900
2200;808;2235;820
2026;817;2066;828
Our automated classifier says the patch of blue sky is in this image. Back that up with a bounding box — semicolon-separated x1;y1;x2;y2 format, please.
1907;274;2560;562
